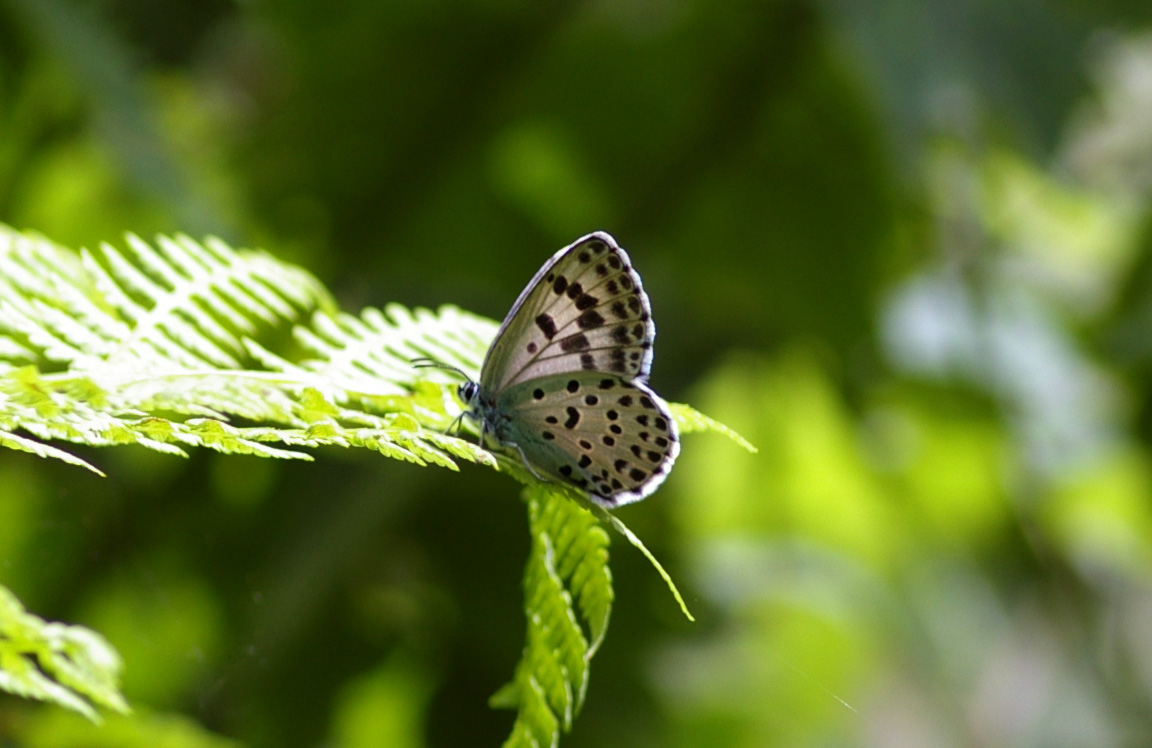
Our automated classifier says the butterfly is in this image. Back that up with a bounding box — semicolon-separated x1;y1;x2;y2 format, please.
454;231;679;508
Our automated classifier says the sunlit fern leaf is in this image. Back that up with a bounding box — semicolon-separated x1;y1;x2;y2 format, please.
537;492;612;657
0;365;310;462
0;227;497;471
669;402;758;452
501;676;559;748
0;428;104;475
284;303;496;399
492;485;614;745
0;584;129;722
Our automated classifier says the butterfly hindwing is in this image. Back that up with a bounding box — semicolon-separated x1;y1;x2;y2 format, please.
496;372;680;507
480;232;655;394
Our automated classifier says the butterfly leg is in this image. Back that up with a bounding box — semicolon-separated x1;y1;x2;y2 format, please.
446;411;466;436
505;440;550;483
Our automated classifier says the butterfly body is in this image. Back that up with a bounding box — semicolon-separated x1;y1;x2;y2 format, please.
463;232;679;508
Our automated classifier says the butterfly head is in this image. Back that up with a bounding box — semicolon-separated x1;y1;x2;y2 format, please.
458;380;480;408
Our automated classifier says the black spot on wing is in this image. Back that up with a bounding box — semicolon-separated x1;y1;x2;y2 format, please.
536;314;557;339
578;454;592;468
552;275;568;294
564;407;580;429
578;309;606;329
566;282;584;299
580;353;596;370
575;293;599;310
629;467;647;482
559;333;590;352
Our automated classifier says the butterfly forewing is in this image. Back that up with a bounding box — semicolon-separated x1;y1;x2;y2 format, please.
497;373;680;506
480;232;655;394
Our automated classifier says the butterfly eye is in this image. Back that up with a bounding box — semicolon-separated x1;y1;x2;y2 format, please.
459;381;479;404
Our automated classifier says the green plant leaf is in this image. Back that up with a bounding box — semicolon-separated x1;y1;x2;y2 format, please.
493;485;613;746
0;584;129;722
596;508;695;623
0;227;497;473
670;402;757;452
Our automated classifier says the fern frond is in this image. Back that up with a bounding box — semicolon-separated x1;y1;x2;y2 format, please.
493;485;614;746
598;509;694;622
0;584;129;722
0;228;496;471
0;428;104;475
670;402;757;452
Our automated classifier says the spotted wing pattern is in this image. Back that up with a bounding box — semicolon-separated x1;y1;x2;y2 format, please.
479;232;655;395
469;231;678;508
494;373;680;507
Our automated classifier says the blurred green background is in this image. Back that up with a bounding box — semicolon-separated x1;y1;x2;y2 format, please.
5;0;1152;746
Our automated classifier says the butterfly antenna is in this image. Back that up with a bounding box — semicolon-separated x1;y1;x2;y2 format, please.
411;357;470;380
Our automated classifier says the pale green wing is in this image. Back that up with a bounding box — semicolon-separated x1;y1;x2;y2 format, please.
497;372;679;507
